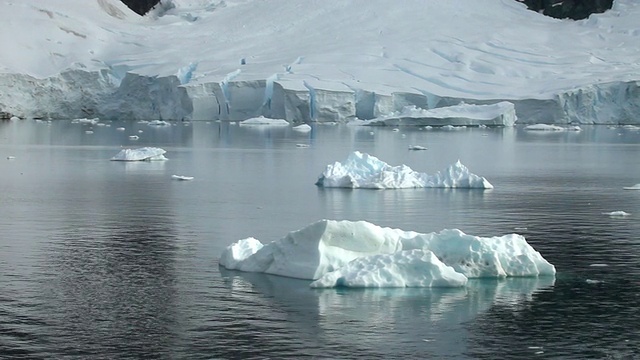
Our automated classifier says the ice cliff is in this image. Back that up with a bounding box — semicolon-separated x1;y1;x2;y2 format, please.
1;0;639;124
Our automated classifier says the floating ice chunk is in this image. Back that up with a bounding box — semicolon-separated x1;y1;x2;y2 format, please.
524;124;581;131
623;184;640;190
110;147;168;161
116;127;126;131
622;125;640;130
296;143;310;148
129;135;139;140
172;175;194;181
408;145;427;150
602;211;631;217
309;249;468;288
239;116;289;126
10;116;20;121
315;151;493;189
6;156;15;160
72;118;99;125
219;219;555;287
292;124;312;132
148;120;170;126
85;130;94;134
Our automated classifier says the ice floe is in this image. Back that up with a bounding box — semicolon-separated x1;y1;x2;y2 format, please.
219;219;556;288
623;184;640;190
239;116;289;126
110;147;168;161
602;211;631;217
172;175;194;181
315;151;493;189
524;124;581;131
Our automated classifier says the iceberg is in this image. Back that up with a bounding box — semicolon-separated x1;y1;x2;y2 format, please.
219;219;556;288
172;175;194;181
110;147;168;161
354;102;516;127
292;124;312;132
238;116;289;126
602;211;631;217
623;184;640;190
315;151;493;189
524;124;581;131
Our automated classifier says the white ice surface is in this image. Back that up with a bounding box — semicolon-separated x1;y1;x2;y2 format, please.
524;124;582;131
602;211;631;217
238;116;289;126
315;151;493;189
110;147;168;161
2;1;640;124
623;184;640;190
353;102;516;127
292;124;312;132
219;219;556;288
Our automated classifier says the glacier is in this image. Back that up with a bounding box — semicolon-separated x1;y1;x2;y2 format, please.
315;151;493;189
219;219;556;288
1;0;640;124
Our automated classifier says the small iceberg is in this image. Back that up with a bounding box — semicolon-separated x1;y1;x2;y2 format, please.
292;124;312;132
110;147;168;161
623;184;640;190
315;151;493;189
172;175;194;181
148;120;170;126
408;145;428;151
219;219;555;288
72;117;99;125
602;211;631;217
524;124;581;131
129;135;139;140
239;116;289;126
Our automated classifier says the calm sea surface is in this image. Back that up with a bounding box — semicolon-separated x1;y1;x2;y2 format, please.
0;119;639;359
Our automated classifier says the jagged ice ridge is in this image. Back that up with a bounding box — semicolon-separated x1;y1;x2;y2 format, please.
219;219;556;288
315;151;493;189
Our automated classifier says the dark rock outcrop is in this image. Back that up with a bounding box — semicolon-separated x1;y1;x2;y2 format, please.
120;0;161;16
516;0;613;20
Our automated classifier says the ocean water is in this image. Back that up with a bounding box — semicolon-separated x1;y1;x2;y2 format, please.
0;119;639;359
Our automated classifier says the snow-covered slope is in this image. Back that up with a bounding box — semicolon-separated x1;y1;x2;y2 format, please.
1;0;639;123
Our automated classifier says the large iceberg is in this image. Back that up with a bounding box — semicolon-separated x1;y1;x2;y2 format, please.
110;147;168;161
219;219;556;288
353;102;516;127
315;151;493;189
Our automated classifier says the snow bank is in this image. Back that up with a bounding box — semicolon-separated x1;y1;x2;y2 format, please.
354;102;516;127
219;219;556;288
110;147;168;161
315;151;493;189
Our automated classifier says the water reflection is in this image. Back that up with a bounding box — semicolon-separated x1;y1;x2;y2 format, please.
220;267;554;358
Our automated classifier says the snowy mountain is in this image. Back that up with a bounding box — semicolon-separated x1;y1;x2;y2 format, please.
1;0;639;124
